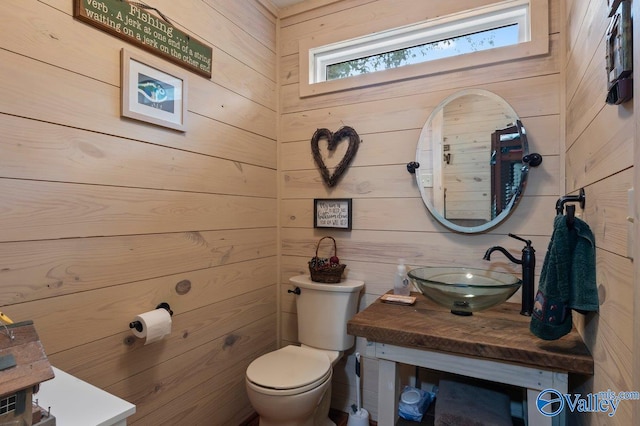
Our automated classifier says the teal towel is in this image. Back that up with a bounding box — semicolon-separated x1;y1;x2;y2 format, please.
530;215;598;340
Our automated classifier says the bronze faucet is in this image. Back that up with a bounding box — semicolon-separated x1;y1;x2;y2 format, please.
483;233;535;316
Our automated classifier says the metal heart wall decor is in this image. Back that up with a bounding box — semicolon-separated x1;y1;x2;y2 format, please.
310;126;361;187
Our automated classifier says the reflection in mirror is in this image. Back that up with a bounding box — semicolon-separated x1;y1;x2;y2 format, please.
415;89;532;233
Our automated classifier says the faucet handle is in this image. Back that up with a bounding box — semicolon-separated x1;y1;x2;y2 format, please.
508;233;532;247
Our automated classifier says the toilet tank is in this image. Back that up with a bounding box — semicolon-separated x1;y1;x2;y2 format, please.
290;275;364;351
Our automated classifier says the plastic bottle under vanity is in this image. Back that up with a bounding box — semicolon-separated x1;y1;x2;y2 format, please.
393;259;411;296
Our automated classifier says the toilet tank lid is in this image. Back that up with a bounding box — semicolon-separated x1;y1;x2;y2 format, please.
289;275;364;293
246;345;330;389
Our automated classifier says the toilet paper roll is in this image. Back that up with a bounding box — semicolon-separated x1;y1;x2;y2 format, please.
132;308;172;345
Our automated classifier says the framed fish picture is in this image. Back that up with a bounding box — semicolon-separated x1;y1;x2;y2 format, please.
121;49;188;131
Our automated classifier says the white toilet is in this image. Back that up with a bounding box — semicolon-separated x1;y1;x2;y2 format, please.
246;274;364;426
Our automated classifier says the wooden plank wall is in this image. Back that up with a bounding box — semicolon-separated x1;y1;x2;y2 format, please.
564;1;637;425
0;1;277;424
278;0;562;420
634;1;640;424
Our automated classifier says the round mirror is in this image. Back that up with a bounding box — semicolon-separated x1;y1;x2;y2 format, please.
415;89;533;233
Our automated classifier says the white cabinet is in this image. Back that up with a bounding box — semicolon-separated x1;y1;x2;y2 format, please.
36;367;136;426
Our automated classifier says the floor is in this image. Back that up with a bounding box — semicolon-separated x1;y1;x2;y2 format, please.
242;406;531;425
241;408;434;426
241;409;356;426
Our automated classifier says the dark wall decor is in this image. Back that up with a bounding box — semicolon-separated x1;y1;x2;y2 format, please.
605;0;633;104
311;126;361;187
74;0;213;78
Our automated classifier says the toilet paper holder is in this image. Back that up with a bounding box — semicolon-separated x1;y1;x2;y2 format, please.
129;302;173;332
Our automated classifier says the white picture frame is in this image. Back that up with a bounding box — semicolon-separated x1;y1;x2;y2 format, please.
121;49;187;131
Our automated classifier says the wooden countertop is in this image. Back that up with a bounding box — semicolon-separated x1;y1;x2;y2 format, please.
347;293;593;375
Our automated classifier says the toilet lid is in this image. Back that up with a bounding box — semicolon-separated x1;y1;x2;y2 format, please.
246;345;330;390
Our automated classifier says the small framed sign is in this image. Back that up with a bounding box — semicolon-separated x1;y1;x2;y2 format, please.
121;49;188;131
314;198;352;230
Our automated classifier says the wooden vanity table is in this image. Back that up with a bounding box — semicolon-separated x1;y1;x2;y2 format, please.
347;293;593;426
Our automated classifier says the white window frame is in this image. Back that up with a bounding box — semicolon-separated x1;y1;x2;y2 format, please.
299;0;549;98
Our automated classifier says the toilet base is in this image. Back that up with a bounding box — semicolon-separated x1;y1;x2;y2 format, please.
247;373;335;426
312;382;335;426
256;383;335;426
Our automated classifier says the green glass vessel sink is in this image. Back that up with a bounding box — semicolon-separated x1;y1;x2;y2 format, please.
407;267;522;315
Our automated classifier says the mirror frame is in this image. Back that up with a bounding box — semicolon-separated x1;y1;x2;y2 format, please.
415;89;531;233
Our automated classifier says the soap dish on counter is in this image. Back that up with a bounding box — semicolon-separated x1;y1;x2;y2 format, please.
380;294;416;305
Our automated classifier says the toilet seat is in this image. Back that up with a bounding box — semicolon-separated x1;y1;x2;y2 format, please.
246;345;331;396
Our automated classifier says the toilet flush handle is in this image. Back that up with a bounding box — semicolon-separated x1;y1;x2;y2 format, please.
288;287;301;295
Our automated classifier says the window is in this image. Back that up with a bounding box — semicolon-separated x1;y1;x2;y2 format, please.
0;394;17;415
324;24;521;81
299;0;548;97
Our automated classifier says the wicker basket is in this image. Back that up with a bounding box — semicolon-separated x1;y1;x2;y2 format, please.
308;236;346;283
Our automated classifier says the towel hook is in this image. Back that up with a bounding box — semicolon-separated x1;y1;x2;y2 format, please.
555;188;586;215
565;204;576;228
